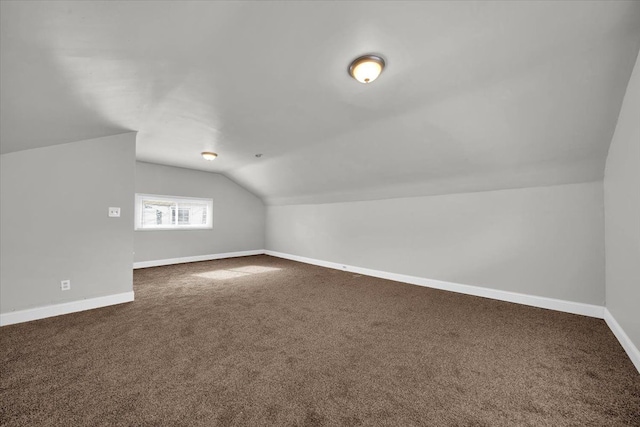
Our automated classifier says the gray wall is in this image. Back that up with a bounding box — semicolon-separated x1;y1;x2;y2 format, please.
266;182;605;305
604;51;640;348
134;162;265;262
0;133;136;313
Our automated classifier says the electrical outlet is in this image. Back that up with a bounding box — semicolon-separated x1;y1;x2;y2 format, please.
108;207;121;217
60;280;71;291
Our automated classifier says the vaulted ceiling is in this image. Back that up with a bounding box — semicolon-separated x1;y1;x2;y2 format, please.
1;1;639;204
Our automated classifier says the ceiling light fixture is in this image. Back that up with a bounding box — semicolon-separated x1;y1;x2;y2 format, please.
201;151;218;161
348;54;385;84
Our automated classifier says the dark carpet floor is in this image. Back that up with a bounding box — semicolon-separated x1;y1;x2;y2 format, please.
1;255;639;426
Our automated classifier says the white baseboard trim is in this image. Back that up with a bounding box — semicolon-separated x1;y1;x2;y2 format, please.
264;250;605;319
0;291;135;327
604;309;640;373
133;249;266;269
3;252;637;371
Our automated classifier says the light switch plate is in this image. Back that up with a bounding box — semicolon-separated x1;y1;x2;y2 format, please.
61;280;71;291
108;207;121;217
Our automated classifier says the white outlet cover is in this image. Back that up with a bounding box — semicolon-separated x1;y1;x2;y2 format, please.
61;280;71;291
108;207;121;217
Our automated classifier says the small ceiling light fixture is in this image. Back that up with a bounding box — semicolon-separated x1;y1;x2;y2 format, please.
201;151;218;161
348;54;385;84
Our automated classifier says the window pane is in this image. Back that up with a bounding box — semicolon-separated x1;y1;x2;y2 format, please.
142;200;177;228
176;203;206;226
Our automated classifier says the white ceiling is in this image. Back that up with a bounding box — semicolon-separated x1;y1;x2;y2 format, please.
2;1;639;204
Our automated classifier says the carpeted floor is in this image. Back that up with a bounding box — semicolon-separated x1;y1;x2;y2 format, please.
1;255;638;426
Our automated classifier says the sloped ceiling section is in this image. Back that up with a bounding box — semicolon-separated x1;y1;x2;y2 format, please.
1;1;639;204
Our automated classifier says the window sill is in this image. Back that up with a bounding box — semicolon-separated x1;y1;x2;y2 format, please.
134;227;213;232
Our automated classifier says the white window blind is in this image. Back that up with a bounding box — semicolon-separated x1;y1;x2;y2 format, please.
135;194;213;230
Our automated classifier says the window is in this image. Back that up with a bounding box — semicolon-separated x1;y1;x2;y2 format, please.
135;194;213;230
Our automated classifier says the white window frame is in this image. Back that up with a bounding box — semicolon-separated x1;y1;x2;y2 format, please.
135;193;213;231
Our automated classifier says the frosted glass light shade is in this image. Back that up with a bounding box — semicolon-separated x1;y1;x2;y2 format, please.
349;55;385;84
201;152;218;160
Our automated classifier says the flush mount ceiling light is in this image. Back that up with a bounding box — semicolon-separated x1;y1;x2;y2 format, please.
348;54;385;84
201;151;218;161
